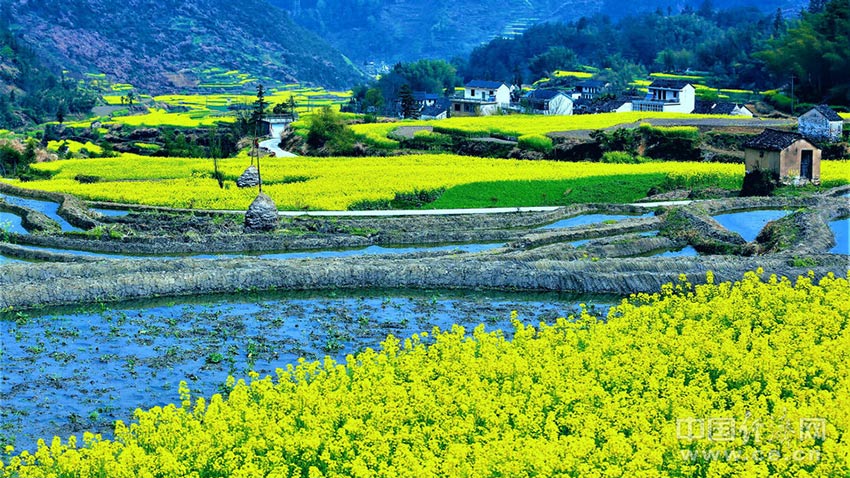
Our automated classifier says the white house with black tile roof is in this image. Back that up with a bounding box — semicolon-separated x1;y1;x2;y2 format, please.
633;79;695;114
798;105;844;143
450;80;511;116
574;80;609;99
525;89;573;115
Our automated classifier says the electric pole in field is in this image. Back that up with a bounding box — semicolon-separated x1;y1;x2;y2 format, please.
790;75;795;116
253;83;266;193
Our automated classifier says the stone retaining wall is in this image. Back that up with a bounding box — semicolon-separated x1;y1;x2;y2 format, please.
0;253;845;310
1;187;848;309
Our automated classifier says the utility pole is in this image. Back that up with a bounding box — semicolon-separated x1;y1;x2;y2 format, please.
790;75;795;116
254;84;266;193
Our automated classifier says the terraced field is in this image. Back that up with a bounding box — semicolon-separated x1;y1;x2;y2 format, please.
7;155;850;210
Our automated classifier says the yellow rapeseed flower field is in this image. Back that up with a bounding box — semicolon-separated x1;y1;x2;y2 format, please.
8;155;850;210
2;271;847;477
46;140;103;155
553;70;595;79
351;112;757;145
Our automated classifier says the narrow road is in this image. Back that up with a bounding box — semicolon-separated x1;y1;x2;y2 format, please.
86;201;690;217
259;137;297;158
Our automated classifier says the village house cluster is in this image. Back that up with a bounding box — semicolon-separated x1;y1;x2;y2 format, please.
358;77;846;188
407;77;757;119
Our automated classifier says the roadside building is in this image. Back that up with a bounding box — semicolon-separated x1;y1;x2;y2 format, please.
743;129;821;185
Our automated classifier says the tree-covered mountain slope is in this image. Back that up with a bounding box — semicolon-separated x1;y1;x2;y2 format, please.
268;0;807;64
4;0;364;92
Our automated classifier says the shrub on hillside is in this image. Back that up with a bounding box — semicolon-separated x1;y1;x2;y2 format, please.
403;130;453;151
600;151;650;164
306;106;356;155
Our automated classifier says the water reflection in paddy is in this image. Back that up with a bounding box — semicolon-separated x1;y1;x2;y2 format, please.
0;193;81;232
0;290;616;452
654;245;699;257
91;207;131;217
712;209;792;242
539;212;653;230
829;218;849;255
0;211;27;235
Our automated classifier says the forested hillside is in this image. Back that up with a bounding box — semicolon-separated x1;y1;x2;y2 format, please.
461;6;778;88
268;0;806;63
3;0;363;93
458;0;849;104
0;7;98;127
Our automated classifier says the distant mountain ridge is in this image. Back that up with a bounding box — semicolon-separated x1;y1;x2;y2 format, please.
268;0;807;64
5;0;364;92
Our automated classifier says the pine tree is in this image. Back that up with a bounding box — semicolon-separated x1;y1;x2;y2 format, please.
399;84;418;119
773;8;784;37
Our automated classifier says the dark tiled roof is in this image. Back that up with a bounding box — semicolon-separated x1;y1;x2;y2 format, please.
412;91;440;102
693;100;715;114
809;104;843;122
465;80;505;89
573;98;592;109
421;98;450;117
711;102;739;115
526;89;566;100
742;129;804;151
597;97;631;112
649;79;692;90
693;100;749;115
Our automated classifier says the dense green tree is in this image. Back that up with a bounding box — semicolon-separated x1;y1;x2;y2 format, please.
306;106;356;154
398;84;418;119
391;59;458;93
773;8;785;36
56;102;66;124
364;88;385;112
654;48;694;72
809;0;827;13
596;55;647;96
758;0;850;103
528;46;578;78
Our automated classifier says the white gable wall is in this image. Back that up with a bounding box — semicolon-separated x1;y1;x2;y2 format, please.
464;84;511;106
546;95;573;115
799;109;843;142
661;84;695;113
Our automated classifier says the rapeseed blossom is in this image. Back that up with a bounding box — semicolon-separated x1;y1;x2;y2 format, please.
1;271;847;477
